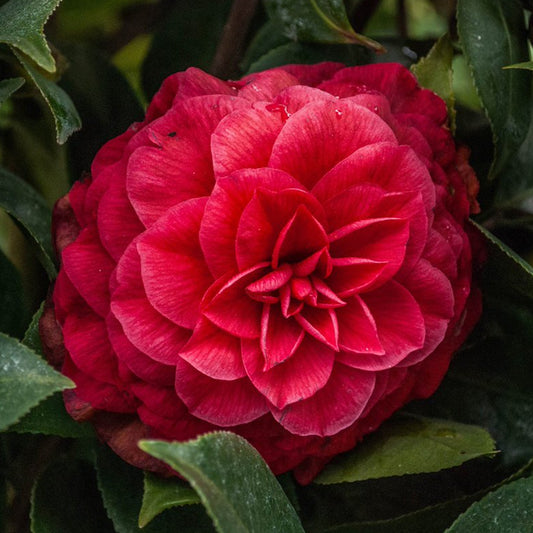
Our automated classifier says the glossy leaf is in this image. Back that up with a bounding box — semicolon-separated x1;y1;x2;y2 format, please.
0;165;56;278
411;33;456;132
315;414;496;484
264;0;384;52
0;333;73;431
31;458;115;533
14;50;81;144
0;0;62;72
22;301;44;354
457;0;531;180
139;473;200;527
445;477;533;532
96;445;214;533
8;392;94;438
0;77;24;106
140;432;305;533
503;60;533;70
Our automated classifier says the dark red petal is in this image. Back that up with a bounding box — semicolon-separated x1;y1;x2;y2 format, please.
127;95;248;226
271;363;376;436
200;168;303;277
260;305;304;370
201;264;268;339
175;358;268;425
106;313;175;387
269;99;397;189
327;258;388;297
178;317;246;380
242;336;335;409
138;197;213;329
111;241;189;365
278;62;344;86
62;225;115;317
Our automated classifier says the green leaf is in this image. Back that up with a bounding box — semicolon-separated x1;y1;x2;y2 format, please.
411;33;456;132
96;445;214;533
14;50;81;144
0;332;73;431
0;77;24;106
31;458;116;533
140;432;305;533
0;0;62;72
247;41;371;74
139;473;200;527
471;220;533;300
445;476;533;532
315;414;496;484
58;44;143;178
457;0;531;180
0;165;56;278
8;392;94;438
22;301;44;354
264;0;384;52
0;248;27;337
141;0;233;99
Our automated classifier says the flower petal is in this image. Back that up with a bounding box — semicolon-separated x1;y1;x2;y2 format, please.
175;358;268;425
138;197;213;329
271;363;376;436
269;99;397;189
178;317;245;380
242;336;335;409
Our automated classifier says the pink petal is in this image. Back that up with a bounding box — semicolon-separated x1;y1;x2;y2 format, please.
178;317;245;380
336;294;384;356
62;225;115;317
211;104;285;178
201;264;268;339
272;205;329;268
397;259;454;367
237;69;299;102
242;336;335;409
361;280;426;367
270;363;376;436
200;168;303;277
260;305;304;370
273;85;336;114
175;358;268;425
329;217;410;286
235;188;325;270
177;67;239;99
327;257;388;297
269;99;397;189
295;307;339;350
106;313;175;387
127;95;248;226
97;175;144;261
137;197;213;329
246;263;292;297
421;228;458;279
111;241;190;365
312;143;435;214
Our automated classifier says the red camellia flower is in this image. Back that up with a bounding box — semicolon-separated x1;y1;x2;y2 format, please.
41;62;481;484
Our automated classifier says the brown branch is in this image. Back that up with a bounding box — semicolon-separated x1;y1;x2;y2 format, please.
210;0;259;79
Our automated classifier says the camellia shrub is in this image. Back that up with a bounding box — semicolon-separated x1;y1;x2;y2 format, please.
1;1;533;532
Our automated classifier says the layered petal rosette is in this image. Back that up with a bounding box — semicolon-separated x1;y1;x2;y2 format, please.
41;62;481;483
